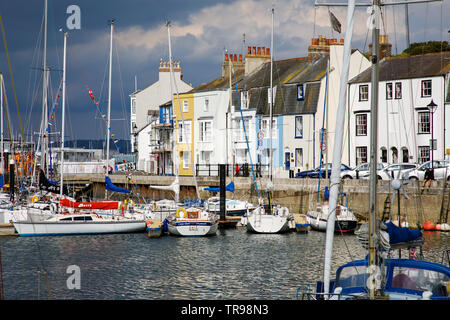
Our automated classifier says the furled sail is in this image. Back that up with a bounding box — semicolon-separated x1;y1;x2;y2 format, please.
203;181;235;193
60;198;119;210
39;169;69;195
105;176;130;194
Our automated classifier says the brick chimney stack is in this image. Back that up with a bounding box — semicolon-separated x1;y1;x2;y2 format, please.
307;35;344;61
369;34;392;61
244;45;271;75
221;51;245;77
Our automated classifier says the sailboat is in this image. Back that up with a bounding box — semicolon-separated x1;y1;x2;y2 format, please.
244;7;293;234
14;22;145;236
149;22;217;237
204;182;255;218
306;187;358;233
299;0;450;300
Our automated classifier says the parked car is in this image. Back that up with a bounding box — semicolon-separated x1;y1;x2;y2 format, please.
340;162;388;179
360;163;417;180
404;160;450;181
296;163;351;178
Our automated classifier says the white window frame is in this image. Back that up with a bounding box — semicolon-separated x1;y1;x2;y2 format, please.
356;114;368;136
395;82;402;99
295;148;303;167
204;98;209;112
261;118;277;139
359;85;368;101
356;146;368;165
199;120;212;142
418;146;430;164
183;100;189;112
182;151;190;169
386;83;392;100
421;80;432;98
241;91;248;109
178;120;191;143
418;112;430;134
295;116;303;138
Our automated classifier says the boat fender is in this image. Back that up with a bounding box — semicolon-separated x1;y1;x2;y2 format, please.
50;203;57;212
176;207;186;218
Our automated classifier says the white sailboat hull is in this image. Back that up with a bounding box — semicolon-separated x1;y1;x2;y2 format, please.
13;216;145;236
307;204;358;233
246;214;290;234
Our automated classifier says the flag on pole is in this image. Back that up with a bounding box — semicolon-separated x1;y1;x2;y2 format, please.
329;10;341;33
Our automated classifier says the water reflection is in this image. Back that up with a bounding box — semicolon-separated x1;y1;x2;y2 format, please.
0;228;448;300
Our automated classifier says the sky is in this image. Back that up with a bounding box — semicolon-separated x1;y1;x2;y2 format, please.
0;0;448;146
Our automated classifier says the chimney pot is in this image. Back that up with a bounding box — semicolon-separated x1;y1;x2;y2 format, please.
257;47;261;55
252;46;256;55
248;46;251;54
266;48;270;56
239;54;242;62
225;53;228;61
234;54;237;62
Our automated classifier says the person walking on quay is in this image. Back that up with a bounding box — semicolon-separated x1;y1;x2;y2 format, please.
421;167;434;193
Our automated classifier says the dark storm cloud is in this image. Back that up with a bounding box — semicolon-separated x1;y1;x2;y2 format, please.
0;0;447;142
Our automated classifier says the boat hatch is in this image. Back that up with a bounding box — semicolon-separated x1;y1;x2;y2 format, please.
187;211;199;219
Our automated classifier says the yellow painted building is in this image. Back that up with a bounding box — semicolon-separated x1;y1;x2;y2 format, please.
173;92;195;176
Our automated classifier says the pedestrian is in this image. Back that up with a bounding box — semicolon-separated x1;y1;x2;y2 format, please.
421;167;434;193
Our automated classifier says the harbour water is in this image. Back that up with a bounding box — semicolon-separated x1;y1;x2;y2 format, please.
0;229;448;300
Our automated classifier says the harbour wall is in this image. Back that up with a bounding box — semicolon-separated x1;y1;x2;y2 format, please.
64;173;447;226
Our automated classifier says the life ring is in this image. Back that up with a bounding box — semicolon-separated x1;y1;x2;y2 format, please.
176;207;186;218
31;196;39;203
152;202;158;211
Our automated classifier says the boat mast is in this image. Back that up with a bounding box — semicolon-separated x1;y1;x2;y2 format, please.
166;21;180;203
321;0;356;298
268;6;274;203
40;0;48;177
368;0;381;299
59;31;68;200
105;20;114;200
0;73;3;174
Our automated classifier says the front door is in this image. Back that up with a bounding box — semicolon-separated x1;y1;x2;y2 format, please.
285;152;290;170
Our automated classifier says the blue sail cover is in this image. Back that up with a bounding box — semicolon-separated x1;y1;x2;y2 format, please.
384;221;422;244
204;181;235;193
105;176;131;194
0;174;3;189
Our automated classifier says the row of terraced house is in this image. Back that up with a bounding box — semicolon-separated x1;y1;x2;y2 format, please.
129;35;450;178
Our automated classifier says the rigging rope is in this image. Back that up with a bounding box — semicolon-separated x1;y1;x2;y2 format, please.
0;12;25;142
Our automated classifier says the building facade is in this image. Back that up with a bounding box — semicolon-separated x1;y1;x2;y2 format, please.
348;51;450;167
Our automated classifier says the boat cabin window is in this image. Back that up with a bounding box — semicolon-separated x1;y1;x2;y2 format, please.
336;265;371;289
60;217;73;221
73;216;93;221
391;267;449;297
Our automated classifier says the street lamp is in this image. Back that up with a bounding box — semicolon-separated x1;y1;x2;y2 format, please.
427;99;438;168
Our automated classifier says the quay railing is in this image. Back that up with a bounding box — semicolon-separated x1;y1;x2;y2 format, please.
195;163;269;177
